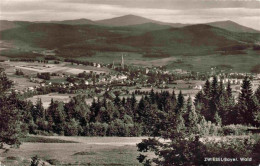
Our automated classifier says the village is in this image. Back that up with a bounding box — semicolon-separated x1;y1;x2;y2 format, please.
1;55;259;109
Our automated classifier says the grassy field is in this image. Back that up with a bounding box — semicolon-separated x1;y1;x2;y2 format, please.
166;52;260;73
77;50;260;73
2;49;260;73
1;134;257;166
27;93;76;108
1;136;149;166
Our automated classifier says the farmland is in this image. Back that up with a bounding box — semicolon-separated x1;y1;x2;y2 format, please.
1;136;148;166
27;93;76;108
1;61;110;75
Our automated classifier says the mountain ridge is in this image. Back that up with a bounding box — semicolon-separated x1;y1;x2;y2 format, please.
206;20;260;33
1;14;259;33
1;22;259;57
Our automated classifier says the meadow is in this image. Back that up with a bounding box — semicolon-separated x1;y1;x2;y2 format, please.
77;50;260;73
1;136;148;166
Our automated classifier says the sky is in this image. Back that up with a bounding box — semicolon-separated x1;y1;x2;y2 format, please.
1;0;260;30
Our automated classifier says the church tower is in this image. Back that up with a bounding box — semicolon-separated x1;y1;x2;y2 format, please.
121;54;124;69
112;61;115;69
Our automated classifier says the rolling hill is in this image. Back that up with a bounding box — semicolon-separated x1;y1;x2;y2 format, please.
121;23;172;31
207;20;260;33
106;24;260;55
43;18;96;25
96;14;188;28
0;20;32;31
1;22;259;58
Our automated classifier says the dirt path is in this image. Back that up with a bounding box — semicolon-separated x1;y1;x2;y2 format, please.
32;135;149;146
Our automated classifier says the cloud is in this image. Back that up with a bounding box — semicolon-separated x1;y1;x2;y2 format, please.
62;0;260;9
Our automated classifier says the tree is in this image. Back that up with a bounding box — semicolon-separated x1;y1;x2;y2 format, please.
194;90;203;107
0;69;23;147
137;96;145;123
131;92;137;110
208;76;219;121
32;98;45;122
149;89;156;104
203;79;211;99
237;76;258;125
114;93;121;107
96;106;112;123
255;85;260;103
226;80;232;99
214;112;222;126
137;100;206;165
64;118;80;136
175;91;185;114
0;69;12;94
185;96;198;133
47;100;66;134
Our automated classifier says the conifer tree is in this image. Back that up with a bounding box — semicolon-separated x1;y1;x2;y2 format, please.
175;91;185;114
176;113;186;133
186;96;198;133
137;96;145;123
237;76;258;125
0;69;23;146
47;100;66;133
149;89;156;104
121;97;126;107
131;92;137;110
214;112;222;126
114;93;121;107
194;90;203;107
218;80;224;98
33;98;45;122
184;96;192;125
226;80;232;99
203;80;211;98
208;76;219;122
254;85;260;103
102;97;107;109
211;76;218;95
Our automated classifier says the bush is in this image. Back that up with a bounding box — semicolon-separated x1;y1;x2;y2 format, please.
31;155;40;166
197;117;222;136
64;119;80;136
128;124;142;136
107;119;130;136
89;122;108;136
137;134;260;165
204;135;260;165
37;72;50;80
222;125;249;136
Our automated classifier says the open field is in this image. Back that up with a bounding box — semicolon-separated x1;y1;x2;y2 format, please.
2;50;260;73
78;50;260;73
27;93;98;108
166;52;260;73
1;61;109;75
77;52;179;67
27;93;76;108
8;75;39;91
1;135;257;166
1;136;149;166
128;56;178;67
65;64;111;73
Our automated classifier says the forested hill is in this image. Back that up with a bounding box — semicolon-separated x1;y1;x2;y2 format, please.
1;22;260;57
